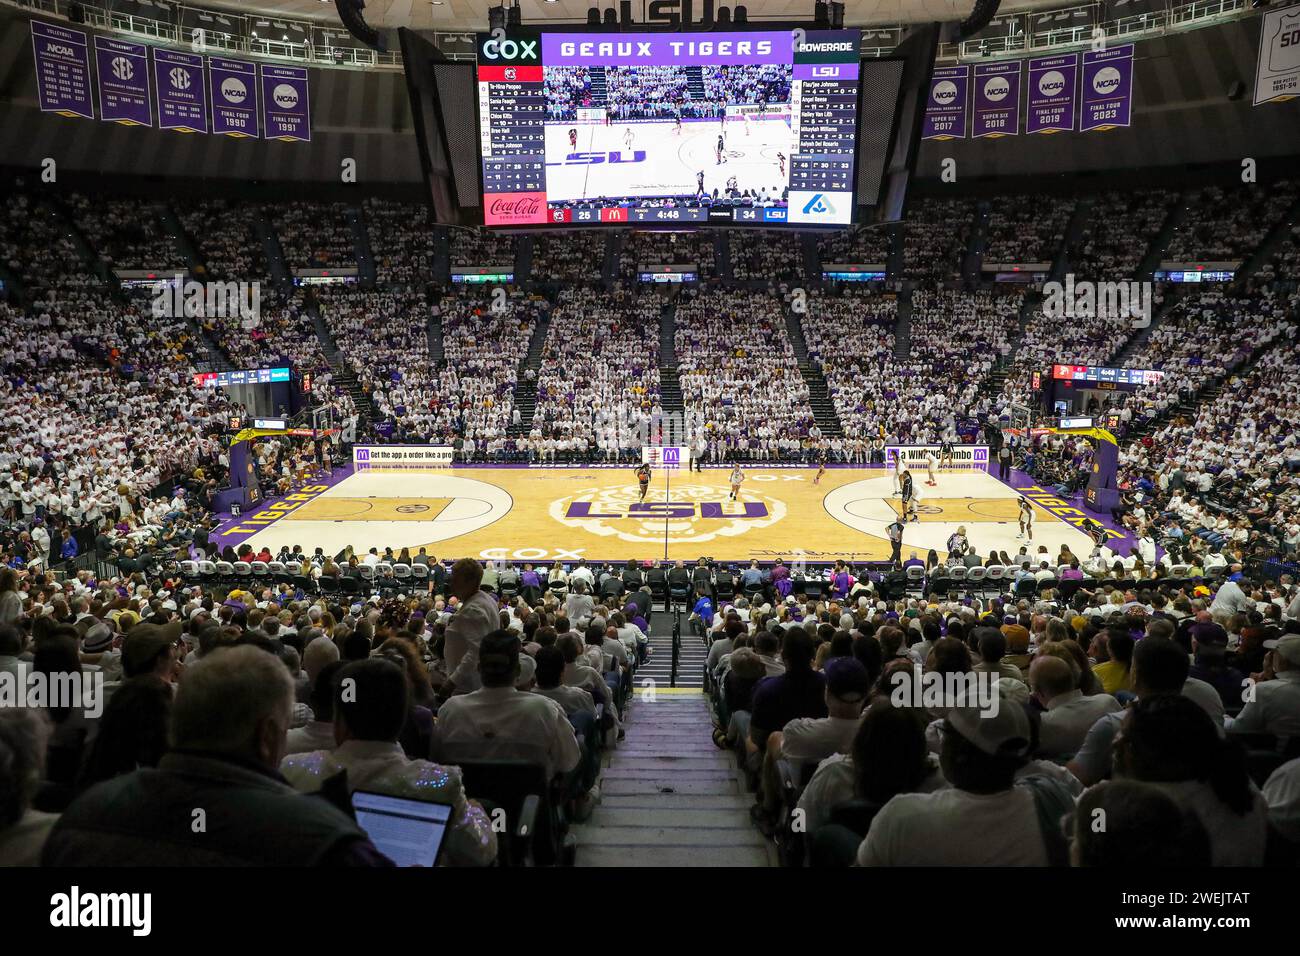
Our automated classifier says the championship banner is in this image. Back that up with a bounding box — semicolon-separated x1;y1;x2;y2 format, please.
94;36;151;126
922;65;969;140
208;57;259;138
973;61;1020;138
642;446;692;469
885;445;990;467
1026;53;1078;134
153;48;207;133
352;445;454;467
260;65;310;141
1255;4;1300;105
30;21;94;119
1080;44;1134;132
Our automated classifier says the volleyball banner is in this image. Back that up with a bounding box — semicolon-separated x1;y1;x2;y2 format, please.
94;36;151;126
31;21;94;119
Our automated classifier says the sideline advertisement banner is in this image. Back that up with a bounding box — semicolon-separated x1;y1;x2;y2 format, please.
353;445;454;466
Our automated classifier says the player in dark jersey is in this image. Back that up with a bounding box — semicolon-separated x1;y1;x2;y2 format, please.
939;437;955;469
673;109;683;136
777;151;786;176
900;469;918;522
568;127;578;149
696;170;705;199
813;453;826;486
716;133;725;165
636;463;652;502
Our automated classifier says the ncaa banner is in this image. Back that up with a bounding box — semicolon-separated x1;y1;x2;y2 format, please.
922;65;969;140
94;36;151;126
1026;53;1078;134
153;48;207;133
30;21;93;119
1080;44;1134;132
208;57;259;138
353;445;454;466
260;65;310;141
972;61;1021;138
1255;4;1300;105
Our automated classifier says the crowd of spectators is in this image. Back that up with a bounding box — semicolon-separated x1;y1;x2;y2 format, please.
818;224;894;266
1070;189;1173;280
175;199;266;283
532;233;608;284
1166;182;1297;263
730;232;803;283
67;195;188;272
900;197;972;283
0;185;100;290
274;201;356;271
620;230;716;280
984;194;1074;264
674;289;815;461
364;198;436;286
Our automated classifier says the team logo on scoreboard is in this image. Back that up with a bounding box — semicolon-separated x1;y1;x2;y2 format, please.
550;484;785;546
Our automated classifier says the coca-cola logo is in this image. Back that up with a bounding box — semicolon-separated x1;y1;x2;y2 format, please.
489;196;542;219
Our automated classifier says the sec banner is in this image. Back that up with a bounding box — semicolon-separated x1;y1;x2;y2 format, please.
1255;4;1300;105
153;48;207;133
94;36;151;126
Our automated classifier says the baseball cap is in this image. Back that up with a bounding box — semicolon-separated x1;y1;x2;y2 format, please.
1190;623;1229;647
115;610;141;633
945;700;1032;759
824;657;870;702
122;620;183;677
1264;634;1300;666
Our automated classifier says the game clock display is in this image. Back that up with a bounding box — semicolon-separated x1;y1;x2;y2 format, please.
476;29;862;228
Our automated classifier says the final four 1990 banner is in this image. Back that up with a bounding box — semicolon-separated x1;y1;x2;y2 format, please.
209;57;259;138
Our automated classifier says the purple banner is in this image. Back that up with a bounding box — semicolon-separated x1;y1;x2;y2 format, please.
972;60;1020;138
94;36;151;127
1026;53;1078;134
153;48;207;133
208;57;259;138
922;65;969;140
260;65;310;142
1080;44;1134;131
542;31;793;67
30;21;93;119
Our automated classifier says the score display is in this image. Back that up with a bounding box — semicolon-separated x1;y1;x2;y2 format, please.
1051;365;1164;387
477;30;861;228
194;367;291;388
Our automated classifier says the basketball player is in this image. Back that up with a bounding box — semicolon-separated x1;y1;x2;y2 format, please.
636;463;652;502
623;126;635;150
939;436;955;469
673;110;682;136
813;453;826;486
728;464;745;501
924;450;939;487
776;151;786;177
1018;496;1034;541
568;127;578;150
716;132;726;165
900;468;918;523
892;452;905;497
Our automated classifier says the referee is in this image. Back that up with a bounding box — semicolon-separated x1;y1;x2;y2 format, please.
887;518;904;567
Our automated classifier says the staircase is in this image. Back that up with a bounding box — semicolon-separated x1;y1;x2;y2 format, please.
347;206;377;287
785;307;843;437
1106;289;1184;367
427;311;444;364
658;305;685;421
507;308;550;437
964;201;989;287
572;678;772;865
1237;191;1300;279
1051;197;1094;283
1136;191;1189;281
886;223;905;280
256;210;292;293
158;202;203;276
602;233;622;287
892;287;914;361
183;316;235;373
515;236;534;285
589;66;610;106
714;232;732;281
309;304;376;429
800;234;821;284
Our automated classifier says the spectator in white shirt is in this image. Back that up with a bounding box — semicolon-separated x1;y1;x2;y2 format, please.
1029;655;1121;759
439;559;502;697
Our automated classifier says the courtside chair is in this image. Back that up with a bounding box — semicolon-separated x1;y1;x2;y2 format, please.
358;564;376;584
392;563;412;583
905;565;926;594
233;561;253;579
410;563;429;584
179;560;199;580
251;560;270;578
949;566;968;582
966;565;987;594
214;560;235;582
198;559;217;583
1170;564;1191;577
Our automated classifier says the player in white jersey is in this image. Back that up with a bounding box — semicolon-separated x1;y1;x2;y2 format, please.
623;126;634;150
729;465;745;501
1018;497;1034;541
892;452;905;496
924;451;938;487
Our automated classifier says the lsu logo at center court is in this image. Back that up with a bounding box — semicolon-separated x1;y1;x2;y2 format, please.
551;483;785;546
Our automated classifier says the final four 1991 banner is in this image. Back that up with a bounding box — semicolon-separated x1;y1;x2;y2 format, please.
260;65;311;142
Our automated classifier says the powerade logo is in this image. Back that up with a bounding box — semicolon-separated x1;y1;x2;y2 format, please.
800;41;855;52
545;150;646;166
802;193;834;216
1038;70;1067;97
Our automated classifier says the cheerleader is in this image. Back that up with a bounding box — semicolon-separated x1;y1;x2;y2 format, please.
728;464;745;501
1018;497;1034;541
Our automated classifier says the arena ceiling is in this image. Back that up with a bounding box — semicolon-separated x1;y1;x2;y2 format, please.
214;0;1089;34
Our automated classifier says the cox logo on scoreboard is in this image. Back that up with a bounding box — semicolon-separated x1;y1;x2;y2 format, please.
476;31;541;65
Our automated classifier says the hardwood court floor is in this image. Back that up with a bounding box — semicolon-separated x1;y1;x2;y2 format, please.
217;466;1101;564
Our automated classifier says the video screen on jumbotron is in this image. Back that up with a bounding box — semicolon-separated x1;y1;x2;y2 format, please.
476;29;862;227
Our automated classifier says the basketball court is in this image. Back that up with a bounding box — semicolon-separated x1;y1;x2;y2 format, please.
216;464;1119;564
